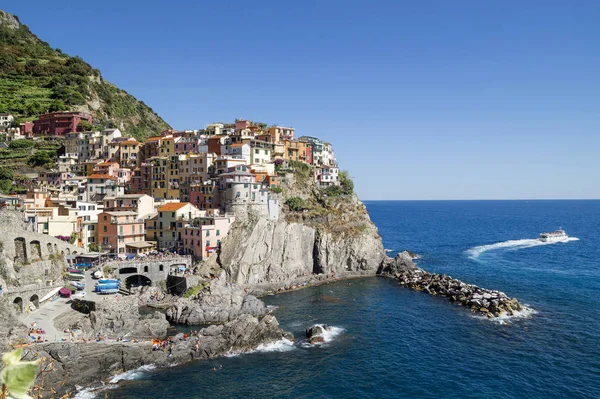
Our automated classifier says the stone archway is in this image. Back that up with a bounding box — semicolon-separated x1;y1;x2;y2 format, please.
30;240;42;260
13;297;23;313
47;243;53;254
14;237;27;263
54;244;58;253
124;275;152;289
65;248;71;255
119;267;137;275
30;294;39;309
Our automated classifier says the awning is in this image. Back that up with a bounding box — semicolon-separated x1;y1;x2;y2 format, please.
125;242;154;249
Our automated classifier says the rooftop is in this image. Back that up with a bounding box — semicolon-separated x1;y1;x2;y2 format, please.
158;202;189;212
88;174;117;180
103;211;138;216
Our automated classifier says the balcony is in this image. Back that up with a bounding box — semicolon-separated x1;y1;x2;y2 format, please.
110;218;144;224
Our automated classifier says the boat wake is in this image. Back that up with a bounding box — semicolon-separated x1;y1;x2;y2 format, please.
466;237;579;259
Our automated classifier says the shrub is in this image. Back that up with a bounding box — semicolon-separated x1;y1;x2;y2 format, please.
270;187;283;193
285;196;306;211
8;139;34;149
27;151;52;166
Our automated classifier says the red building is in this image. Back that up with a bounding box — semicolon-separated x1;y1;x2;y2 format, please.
32;112;93;137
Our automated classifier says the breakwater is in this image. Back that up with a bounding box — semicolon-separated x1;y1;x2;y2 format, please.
392;268;524;317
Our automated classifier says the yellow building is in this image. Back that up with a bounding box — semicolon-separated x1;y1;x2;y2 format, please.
119;138;141;169
150;156;180;200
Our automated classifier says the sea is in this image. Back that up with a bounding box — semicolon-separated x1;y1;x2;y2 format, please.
99;200;600;399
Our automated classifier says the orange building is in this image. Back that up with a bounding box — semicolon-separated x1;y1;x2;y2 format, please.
97;211;145;255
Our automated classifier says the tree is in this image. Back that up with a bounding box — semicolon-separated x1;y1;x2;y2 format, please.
339;171;354;195
77;120;94;131
0;179;12;194
0;166;14;181
27;151;52;167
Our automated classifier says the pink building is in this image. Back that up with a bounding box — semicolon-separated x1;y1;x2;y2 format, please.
182;215;235;259
38;171;70;187
97;211;146;255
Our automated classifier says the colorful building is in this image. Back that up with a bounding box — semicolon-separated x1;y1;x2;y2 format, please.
97;211;146;255
32;112;93;137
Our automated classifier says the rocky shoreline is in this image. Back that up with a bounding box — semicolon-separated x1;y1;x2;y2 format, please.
22;314;291;398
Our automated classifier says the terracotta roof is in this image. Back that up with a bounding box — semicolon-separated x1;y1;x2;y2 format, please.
158;202;189;212
96;162;117;166
120;139;139;145
230;143;245;147
88;174;117;180
146;137;162;142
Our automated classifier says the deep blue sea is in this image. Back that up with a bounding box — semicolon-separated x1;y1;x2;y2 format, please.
104;200;600;399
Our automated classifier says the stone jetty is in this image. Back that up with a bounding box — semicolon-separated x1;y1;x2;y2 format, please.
394;268;524;318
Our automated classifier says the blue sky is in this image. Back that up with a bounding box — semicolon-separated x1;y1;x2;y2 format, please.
5;1;600;200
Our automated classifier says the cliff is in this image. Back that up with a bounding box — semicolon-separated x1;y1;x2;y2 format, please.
0;9;170;140
199;165;386;291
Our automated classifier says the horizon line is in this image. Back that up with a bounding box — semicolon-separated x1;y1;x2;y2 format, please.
360;198;600;201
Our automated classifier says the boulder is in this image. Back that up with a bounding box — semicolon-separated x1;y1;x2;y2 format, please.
306;324;329;344
166;272;266;324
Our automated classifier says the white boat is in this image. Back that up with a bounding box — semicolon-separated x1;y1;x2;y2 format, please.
39;287;61;303
539;228;568;243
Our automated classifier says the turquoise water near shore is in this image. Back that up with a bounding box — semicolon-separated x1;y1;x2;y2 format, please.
105;200;600;398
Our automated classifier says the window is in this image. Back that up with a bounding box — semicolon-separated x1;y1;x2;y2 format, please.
206;230;210;237
216;230;220;236
159;265;163;271
206;240;210;247
103;226;107;232
143;266;148;273
103;215;107;220
172;212;175;217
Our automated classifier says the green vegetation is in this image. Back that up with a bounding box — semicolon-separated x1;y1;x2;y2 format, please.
27;150;52;167
0;166;13;194
0;11;170;140
321;170;354;197
1;348;40;399
269;187;283;193
184;281;210;298
285;196;307;211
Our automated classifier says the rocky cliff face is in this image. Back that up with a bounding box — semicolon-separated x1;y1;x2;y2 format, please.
166;272;266;324
200;172;386;289
54;296;170;340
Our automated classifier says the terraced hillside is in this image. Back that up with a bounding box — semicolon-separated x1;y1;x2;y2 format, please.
0;9;170;140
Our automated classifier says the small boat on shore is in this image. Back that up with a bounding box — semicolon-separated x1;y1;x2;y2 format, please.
539;228;568;243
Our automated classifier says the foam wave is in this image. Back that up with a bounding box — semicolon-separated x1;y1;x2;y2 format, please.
385;248;394;253
467;237;579;259
253;338;295;353
472;306;538;325
109;364;156;383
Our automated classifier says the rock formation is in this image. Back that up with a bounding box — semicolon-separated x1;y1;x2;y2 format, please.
383;260;525;318
54;296;170;339
166;272;266;324
305;324;330;344
200;189;386;290
0;298;27;352
25;314;290;398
